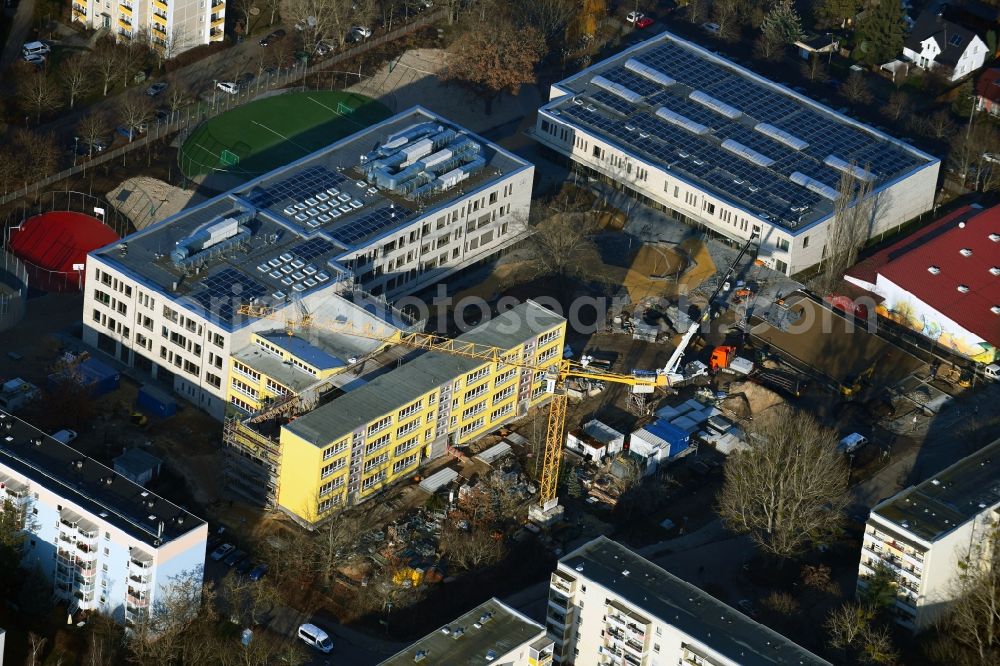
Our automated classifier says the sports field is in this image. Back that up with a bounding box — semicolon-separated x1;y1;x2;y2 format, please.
179;91;391;179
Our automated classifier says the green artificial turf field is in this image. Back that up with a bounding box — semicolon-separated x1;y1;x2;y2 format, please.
179;91;391;179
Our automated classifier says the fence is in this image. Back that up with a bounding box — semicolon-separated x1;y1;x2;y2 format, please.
0;251;28;332
2;190;132;292
0;9;446;208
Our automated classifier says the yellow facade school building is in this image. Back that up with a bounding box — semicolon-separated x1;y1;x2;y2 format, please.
225;300;566;526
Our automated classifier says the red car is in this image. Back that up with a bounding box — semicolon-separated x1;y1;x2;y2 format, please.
635;17;655;28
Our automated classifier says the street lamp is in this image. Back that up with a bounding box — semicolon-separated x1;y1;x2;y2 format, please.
73;136;79;167
212;79;218;107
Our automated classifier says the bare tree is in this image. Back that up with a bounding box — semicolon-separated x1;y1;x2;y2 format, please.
93;41;124;96
120;29;151;88
925;108;956;139
77;111;111;159
13;130;60;185
935;524;1000;664
17;66;62;124
826;602;872;652
753;32;783;61
61;54;95;110
117;93;154;139
440;523;505;571
444;16;545;113
518;211;605;287
819;162;876;293
515;0;578;41
27;633;47;666
713;0;748;41
882;90;910;123
841;71;872;106
716;405;848;559
126;569;213;665
0;146;22;194
280;0;357;47
800;54;828;82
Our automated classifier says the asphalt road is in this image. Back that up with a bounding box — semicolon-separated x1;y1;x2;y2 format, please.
0;0;37;77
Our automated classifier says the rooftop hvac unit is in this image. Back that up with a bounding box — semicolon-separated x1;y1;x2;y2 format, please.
957;285;970;293
927;266;941;275
990;267;1000;276
960;248;973;257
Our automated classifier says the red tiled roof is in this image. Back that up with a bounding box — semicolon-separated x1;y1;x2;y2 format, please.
977;68;1000;104
850;204;1000;346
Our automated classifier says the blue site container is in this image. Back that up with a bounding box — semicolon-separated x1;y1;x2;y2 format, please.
137;384;177;418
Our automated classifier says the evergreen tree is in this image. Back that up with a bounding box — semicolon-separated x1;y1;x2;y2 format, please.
760;0;803;45
855;0;906;65
815;0;858;28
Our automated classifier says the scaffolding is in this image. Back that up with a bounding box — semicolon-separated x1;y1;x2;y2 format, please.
222;416;283;508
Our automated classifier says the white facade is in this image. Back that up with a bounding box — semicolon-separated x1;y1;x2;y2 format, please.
548;537;828;665
903;34;988;82
0;411;207;627
534;31;939;276
82;108;534;420
856;439;1000;631
71;0;225;56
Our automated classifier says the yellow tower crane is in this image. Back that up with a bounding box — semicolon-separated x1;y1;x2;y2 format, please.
237;304;667;522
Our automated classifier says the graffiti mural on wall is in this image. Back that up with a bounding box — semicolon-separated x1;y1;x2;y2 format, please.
876;303;997;364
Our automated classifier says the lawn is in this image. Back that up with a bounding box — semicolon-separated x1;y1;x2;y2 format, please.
179;91;391;178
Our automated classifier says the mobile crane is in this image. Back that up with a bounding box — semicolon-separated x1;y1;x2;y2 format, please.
237;234;757;523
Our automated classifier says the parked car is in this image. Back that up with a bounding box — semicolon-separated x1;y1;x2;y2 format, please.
210;543;234;561
52;429;77;444
224;549;248;567
626;11;645;23
76;138;108;155
635;16;654;28
837;433;869;455
248;563;268;582
22;53;46;66
116;125;143;141
22;41;51;57
314;41;332;57
297;623;333;653
154;108;170;122
702;22;720;35
351;26;372;38
259;29;286;47
145;81;168;97
216;81;239;95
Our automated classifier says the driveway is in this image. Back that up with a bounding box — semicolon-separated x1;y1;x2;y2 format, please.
0;0;36;77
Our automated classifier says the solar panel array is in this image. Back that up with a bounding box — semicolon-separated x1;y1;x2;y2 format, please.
330;204;413;246
191;268;268;322
550;36;929;229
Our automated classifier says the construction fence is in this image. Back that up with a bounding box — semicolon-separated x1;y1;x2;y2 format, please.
0;9;445;208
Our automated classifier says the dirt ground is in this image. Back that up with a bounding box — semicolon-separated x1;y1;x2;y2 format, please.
749;292;925;388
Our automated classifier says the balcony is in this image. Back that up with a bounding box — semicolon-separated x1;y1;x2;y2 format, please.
72;8;87;21
130;555;153;569
127;594;149;608
129;574;150;587
152;10;167;23
119;3;133;16
117;18;132;31
210;27;223;39
152;23;167;35
152;0;168;10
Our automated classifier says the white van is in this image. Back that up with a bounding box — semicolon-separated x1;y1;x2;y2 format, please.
838;433;868;455
985;364;999;382
297;623;333;653
22;41;50;57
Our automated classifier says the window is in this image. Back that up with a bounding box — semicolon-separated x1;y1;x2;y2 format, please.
493;385;516;404
463;402;486;419
206;373;221;389
592;145;601;158
394;436;420;457
703;202;716;215
362;470;387;490
774;259;788;274
321;458;346;479
265;379;289;396
94;289;111;306
366;433;391;454
775;237;790;252
464;383;489;403
459;417;485;436
398;399;423;420
803;236;810;249
230;378;259;399
539;329;560;346
319;477;344;496
490;403;513;421
393;453;419;474
466;367;490;385
323;439;349;460
318;495;342;513
396;419;420;438
367;415;392;436
232;361;260;382
364;452;390;471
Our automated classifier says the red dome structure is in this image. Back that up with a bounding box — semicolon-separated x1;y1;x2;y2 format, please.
9;211;119;292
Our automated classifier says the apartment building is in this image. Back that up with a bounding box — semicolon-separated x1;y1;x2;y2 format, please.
533;31;939;275
379;598;554;665
71;0;225;55
547;536;828;666
0;411;207;627
237;300;566;526
857;437;1000;631
83;107;533;419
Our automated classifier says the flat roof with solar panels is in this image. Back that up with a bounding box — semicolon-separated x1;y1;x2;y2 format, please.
90;107;530;329
538;31;937;232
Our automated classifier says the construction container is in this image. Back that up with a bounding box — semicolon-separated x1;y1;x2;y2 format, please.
137;384;178;418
